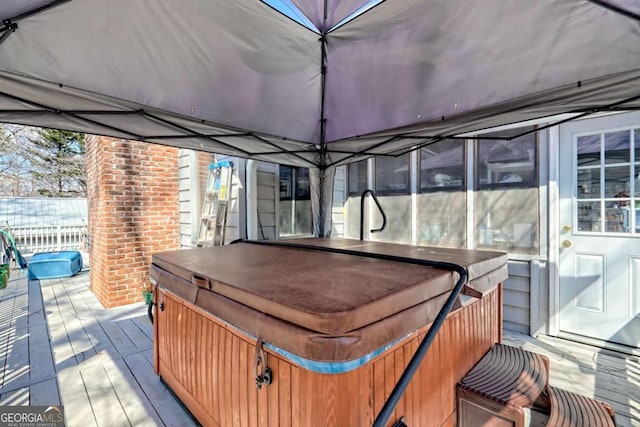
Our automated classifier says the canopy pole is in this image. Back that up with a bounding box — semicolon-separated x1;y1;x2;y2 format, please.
0;21;17;46
317;1;329;235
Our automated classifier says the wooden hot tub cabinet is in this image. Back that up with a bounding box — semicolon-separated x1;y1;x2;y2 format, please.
151;239;507;427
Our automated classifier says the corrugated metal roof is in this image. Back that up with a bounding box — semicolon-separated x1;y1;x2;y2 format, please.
0;197;87;228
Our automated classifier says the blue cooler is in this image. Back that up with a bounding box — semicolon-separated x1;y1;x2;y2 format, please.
28;251;83;280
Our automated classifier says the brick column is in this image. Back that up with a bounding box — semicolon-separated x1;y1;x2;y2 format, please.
85;136;180;308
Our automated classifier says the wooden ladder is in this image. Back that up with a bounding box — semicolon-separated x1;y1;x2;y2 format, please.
457;343;616;426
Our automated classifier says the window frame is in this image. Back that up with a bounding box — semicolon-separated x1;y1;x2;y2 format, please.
374;154;411;196
475;128;539;191
418;139;466;193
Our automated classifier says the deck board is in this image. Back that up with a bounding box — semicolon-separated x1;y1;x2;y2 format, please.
29;377;60;406
81;363;132;427
0;385;29;405
104;357;164;427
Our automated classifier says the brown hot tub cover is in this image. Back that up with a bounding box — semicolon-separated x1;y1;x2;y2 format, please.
151;238;507;364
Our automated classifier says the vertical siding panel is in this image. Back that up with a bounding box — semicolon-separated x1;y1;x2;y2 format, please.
373;360;385;418
278;359;291;427
402;343;413;425
384;353;396;423
203;318;210;410
290;366;299;427
169;298;176;376
191;312;199;403
257;358;269;427
178;303;186;387
393;347;405;421
267;358;279;427
231;336;241;427
248;341;259;427
407;338;421;427
210;321;219;424
239;340;249;427
219;328;228;427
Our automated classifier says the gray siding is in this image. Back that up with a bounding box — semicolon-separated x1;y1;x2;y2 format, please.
178;150;194;248
332;166;346;237
215;155;244;243
178;151;245;248
503;261;531;334
257;162;277;240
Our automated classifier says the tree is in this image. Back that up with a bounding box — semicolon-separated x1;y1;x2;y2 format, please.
0;125;36;196
28;129;86;197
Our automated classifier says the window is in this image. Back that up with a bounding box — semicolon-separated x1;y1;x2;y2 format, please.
347;160;368;196
375;154;410;195
474;128;540;254
576;128;640;234
419;139;465;192
476;128;537;189
417;139;466;247
279;166;312;236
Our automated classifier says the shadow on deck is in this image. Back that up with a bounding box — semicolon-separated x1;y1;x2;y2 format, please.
0;266;638;426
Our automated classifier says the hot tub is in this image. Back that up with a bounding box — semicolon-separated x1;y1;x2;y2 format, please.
150;238;507;426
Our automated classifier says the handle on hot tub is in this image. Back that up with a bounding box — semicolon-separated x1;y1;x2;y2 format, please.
360;189;386;240
147;276;158;324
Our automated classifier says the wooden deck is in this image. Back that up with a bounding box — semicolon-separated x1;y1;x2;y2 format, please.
0;266;638;426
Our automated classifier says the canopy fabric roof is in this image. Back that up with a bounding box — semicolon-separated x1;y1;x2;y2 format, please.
0;0;639;170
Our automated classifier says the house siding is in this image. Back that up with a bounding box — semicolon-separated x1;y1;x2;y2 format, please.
214;155;244;243
332;166;346;237
179;151;245;248
503;261;531;334
256;163;277;240
178;150;194;248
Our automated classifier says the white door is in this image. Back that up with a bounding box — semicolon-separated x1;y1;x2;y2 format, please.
558;113;640;349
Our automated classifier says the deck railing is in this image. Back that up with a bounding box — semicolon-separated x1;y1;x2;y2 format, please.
8;224;88;254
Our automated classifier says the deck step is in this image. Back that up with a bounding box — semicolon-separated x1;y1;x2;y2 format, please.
457;343;549;427
546;386;615;427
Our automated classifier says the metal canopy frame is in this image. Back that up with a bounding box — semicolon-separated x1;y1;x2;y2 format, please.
1;0;640;170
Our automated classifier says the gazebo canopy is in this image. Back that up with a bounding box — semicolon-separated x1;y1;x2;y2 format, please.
1;0;639;170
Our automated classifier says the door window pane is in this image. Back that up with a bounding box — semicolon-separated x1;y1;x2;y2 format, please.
635;129;640;162
604;165;630;198
575;128;638;235
577;201;601;232
577;169;601;199
605;201;628;233
577;134;601;166
419;139;464;192
375;154;410;195
604;130;630;164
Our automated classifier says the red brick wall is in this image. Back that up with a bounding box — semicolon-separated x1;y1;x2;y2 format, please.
85;136;180;308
